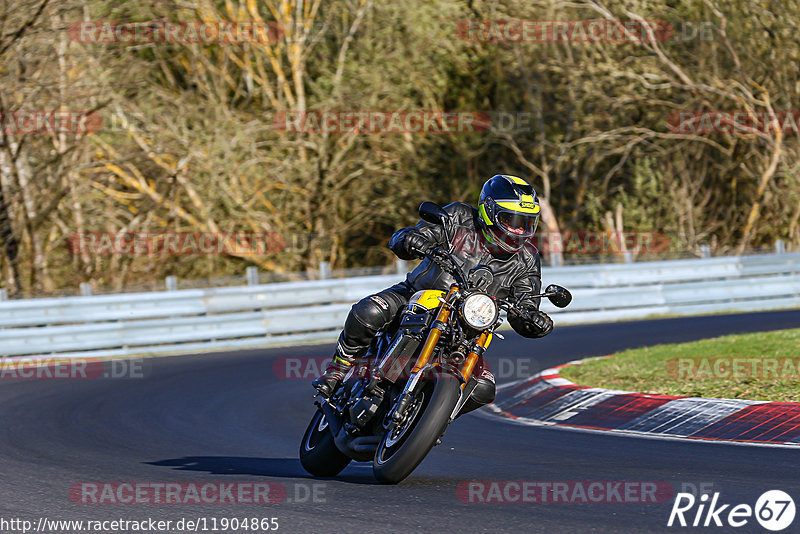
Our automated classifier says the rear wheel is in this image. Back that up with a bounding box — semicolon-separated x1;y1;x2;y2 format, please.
299;409;351;477
373;372;461;484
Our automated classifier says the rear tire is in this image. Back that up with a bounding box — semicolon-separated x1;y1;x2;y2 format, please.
373;372;461;484
299;409;351;477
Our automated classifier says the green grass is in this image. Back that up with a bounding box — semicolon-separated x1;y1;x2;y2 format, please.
559;328;800;402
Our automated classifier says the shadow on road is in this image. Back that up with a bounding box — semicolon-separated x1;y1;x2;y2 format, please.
146;456;380;484
147;456;306;477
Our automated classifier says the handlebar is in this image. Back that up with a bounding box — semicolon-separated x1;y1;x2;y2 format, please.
422;248;524;312
423;247;556;314
412;205;572;312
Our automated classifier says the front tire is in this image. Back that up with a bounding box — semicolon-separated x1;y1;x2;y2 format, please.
373;372;461;484
299;409;351;477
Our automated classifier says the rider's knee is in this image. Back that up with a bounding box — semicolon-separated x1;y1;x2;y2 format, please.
347;294;395;337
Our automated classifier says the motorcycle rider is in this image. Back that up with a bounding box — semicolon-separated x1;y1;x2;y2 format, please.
313;175;554;413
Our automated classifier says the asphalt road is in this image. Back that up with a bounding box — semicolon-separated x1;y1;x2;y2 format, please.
2;310;799;534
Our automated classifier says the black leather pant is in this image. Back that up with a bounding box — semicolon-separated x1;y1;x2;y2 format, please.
336;282;417;358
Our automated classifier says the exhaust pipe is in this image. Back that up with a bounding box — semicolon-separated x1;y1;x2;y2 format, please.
320;401;381;461
351;436;381;453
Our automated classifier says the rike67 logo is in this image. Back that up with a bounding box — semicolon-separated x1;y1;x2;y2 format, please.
668;490;795;531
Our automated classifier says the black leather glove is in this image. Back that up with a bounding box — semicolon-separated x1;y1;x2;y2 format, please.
508;308;553;339
405;231;432;258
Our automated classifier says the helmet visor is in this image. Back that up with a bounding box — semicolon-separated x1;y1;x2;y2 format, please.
497;209;538;238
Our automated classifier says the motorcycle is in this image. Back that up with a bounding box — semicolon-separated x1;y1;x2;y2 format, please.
299;201;572;484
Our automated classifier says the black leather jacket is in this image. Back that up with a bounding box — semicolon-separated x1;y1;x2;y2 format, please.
389;202;544;313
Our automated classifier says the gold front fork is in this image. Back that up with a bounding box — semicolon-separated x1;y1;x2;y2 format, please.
460;331;490;388
410;286;458;373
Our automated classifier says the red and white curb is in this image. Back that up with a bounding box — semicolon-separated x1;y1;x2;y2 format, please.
487;357;800;446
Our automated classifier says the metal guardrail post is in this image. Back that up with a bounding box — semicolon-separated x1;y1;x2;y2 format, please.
776;240;786;254
700;244;711;258
549;253;563;267
79;283;92;296
319;261;331;280
0;288;6;301
246;266;259;286
623;251;634;263
165;276;178;291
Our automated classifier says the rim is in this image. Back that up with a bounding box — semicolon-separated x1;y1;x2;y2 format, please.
384;391;425;448
375;384;432;465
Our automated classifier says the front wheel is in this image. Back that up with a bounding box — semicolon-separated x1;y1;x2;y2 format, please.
299;409;351;477
373;372;461;484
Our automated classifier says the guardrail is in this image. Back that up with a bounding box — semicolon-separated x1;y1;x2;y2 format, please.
1;252;799;359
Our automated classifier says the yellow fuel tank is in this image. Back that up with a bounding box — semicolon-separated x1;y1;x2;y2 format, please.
407;289;446;312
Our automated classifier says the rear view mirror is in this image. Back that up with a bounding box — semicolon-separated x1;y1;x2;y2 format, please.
418;201;449;225
545;284;572;308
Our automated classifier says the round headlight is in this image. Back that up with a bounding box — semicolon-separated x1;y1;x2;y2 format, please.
461;293;498;330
